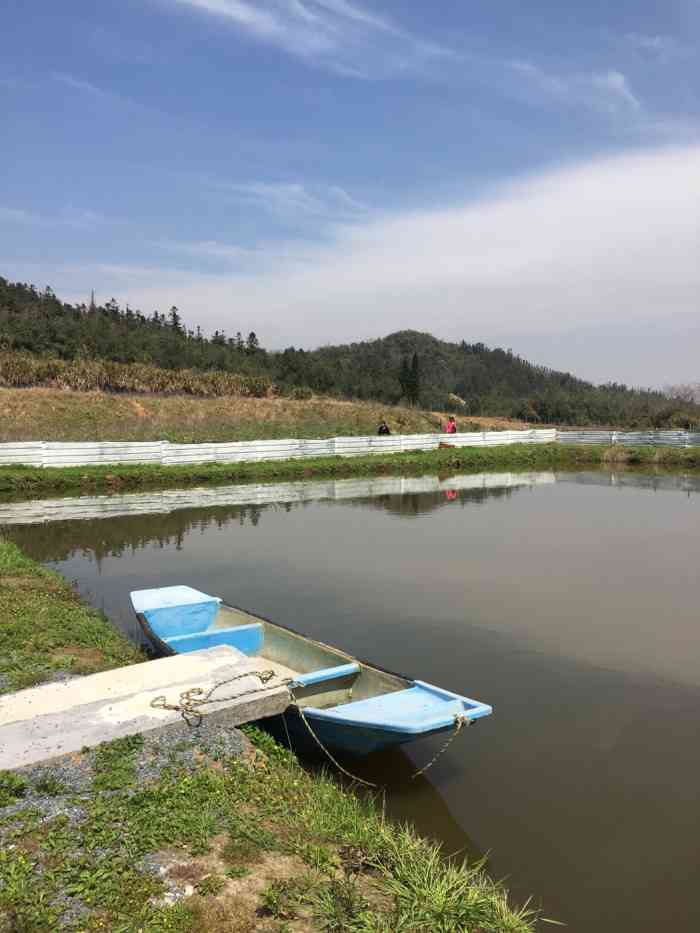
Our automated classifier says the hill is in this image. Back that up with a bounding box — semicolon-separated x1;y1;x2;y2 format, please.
1;275;698;428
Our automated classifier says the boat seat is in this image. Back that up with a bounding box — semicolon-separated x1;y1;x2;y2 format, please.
165;622;263;655
303;681;492;734
292;663;360;688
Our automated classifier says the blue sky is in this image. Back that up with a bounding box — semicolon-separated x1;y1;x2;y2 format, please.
2;0;699;385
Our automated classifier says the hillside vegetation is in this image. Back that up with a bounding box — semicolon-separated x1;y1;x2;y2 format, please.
2;275;698;428
0;388;520;443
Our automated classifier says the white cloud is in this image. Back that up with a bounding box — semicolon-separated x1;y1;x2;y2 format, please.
152;239;253;261
510;61;642;114
95;144;700;385
167;0;451;78
213;180;369;222
0;206;43;226
53;72;114;99
0;205;105;230
589;70;641;112
624;33;690;64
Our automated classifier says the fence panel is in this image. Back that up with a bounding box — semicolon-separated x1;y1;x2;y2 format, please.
41;442;164;467
556;431;614;445
0;442;45;467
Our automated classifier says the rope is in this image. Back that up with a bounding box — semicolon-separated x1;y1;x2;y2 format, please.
287;687;380;789
409;714;468;780
151;672;470;783
150;669;288;727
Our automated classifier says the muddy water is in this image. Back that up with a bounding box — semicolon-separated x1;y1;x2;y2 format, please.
6;470;700;932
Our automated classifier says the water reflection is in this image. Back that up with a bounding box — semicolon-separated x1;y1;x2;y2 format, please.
1;472;553;565
3;468;700;932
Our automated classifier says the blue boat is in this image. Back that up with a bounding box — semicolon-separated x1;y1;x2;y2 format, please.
130;585;492;756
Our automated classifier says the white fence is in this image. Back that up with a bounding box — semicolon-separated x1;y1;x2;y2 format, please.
0;427;697;469
557;430;700;447
0;429;556;468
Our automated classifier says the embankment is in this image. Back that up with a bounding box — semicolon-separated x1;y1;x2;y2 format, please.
1;442;699;498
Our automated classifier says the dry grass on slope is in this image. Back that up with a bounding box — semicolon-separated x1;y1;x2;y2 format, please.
0;387;525;443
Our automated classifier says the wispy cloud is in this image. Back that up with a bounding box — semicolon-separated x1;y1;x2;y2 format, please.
510;61;641;114
167;0;452;78
0;204;105;230
624;33;691;64
215;180;369;221
151;239;254;261
589;70;641;112
53;72;115;100
52;72;145;112
0;206;43;226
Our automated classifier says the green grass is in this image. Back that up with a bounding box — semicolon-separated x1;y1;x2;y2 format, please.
0;726;544;932
0;539;144;694
2;441;690;499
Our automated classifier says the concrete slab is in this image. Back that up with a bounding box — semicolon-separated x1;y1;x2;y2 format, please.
0;646;291;770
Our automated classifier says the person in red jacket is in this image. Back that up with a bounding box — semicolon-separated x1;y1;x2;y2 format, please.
444;415;457;435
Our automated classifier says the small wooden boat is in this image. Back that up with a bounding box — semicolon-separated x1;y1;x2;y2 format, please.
130;585;492;756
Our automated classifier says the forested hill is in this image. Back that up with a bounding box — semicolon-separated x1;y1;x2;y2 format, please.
1;275;697;428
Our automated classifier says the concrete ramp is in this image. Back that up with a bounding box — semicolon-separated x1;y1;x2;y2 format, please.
0;646;291;770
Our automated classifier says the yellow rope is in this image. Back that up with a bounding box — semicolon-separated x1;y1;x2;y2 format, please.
151;673;469;783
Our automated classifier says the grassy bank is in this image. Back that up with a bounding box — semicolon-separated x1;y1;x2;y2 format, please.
0;387;523;444
0;540;143;693
0;541;539;932
2;442;700;499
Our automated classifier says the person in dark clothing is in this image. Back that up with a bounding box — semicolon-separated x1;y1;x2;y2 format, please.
377;420;391;435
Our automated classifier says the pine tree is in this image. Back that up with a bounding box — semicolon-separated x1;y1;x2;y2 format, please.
398;356;411;401
407;352;421;406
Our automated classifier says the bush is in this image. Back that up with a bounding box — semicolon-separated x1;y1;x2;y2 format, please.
288;385;314;400
0;352;273;399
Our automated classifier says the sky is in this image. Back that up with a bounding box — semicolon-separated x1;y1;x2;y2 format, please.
2;0;699;387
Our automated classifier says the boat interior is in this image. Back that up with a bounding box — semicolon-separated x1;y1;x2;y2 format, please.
150;600;410;711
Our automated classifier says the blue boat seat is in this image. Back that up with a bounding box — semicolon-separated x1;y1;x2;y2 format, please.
303;681;492;734
292;663;360;688
165;622;263;655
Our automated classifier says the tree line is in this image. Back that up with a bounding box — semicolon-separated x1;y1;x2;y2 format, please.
1;276;698;428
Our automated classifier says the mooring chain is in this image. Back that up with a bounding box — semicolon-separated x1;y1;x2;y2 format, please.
151;672;469;783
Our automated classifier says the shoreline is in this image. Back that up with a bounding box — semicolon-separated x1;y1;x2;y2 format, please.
0;540;540;931
2;442;700;500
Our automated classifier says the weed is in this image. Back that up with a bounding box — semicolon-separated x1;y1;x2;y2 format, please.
194;874;226;896
33;773;67;796
299;842;340;875
258;878;311;920
92;734;144;791
308;876;370;931
0;771;28;807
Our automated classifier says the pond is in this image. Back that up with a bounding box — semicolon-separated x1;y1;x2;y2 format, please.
4;469;700;932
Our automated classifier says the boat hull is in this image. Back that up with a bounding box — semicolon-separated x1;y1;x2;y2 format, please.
130;586;492;759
